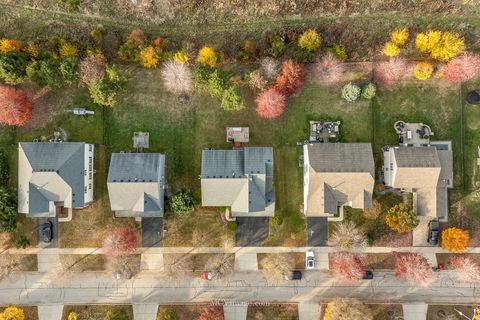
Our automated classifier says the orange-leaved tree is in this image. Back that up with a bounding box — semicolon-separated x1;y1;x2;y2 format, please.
255;88;286;119
441;227;469;253
0;86;33;126
274;59;305;95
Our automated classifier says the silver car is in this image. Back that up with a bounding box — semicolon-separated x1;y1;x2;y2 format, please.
306;251;315;269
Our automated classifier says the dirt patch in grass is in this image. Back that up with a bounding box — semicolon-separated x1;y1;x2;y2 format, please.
0;306;38;320
247;304;298;320
257;253;305;270
362;253;395;270
63;305;133;320
428;305;478;320
158;304;222;320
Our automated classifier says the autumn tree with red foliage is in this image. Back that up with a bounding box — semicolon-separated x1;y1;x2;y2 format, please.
274;59;306;95
196;306;224;320
103;227;138;257
442;53;480;83
330;252;365;283
0;86;33;126
255;88;286;119
394;252;435;287
374;58;408;85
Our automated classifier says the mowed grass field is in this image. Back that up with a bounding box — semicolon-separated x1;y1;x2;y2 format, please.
0;64;475;247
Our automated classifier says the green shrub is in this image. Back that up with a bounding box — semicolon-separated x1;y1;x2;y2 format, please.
206;70;227;98
341;82;361;102
0;187;18;233
157;308;177;320
59;58;79;85
271;216;283;227
171;189;195;215
293;48;315;63
221;86;244;111
366;234;374;246
192;65;210;89
269;35;285;57
361;83;377;100
326;45;347;62
0;152;9;187
26;57;76;89
104;309;129;320
227;221;237;231
13;235;30;249
0;52;27;85
117;40;139;62
88;65;126;107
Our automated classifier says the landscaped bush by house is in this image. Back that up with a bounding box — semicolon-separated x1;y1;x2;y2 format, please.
88;65;126;107
197;46;218;68
385;203;419;233
160;60;193;95
298;29;321;52
415;30;465;61
394;252;435;287
221;86;244;111
139;46;160;68
441;227;469;253
383;42;400;57
413;62;434;80
255;88;286;119
390;28;409;46
171;189;195;215
361;83;376;99
0;187;18;233
248;70;268;91
274;59;305;95
0;85;33;126
260;57;279;80
374;57;408;85
330;252;365;283
341;82;361;102
227;221;237;231
442;53;480;83
314;52;345;85
0;52;26;85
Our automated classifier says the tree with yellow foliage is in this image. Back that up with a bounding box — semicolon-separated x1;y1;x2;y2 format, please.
25;41;39;58
139;46;159;68
67;312;77;320
441;227;469;253
0;39;21;54
0;306;24;320
413;62;434;80
391;28;409;46
173;51;189;64
415;30;465;61
298;29;321;52
197;46;218;68
59;40;78;58
383;42;401;57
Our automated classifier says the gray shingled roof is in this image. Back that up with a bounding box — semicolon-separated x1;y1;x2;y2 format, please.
28;183;50;214
20;142;86;208
393;147;441;168
107;153;165;217
306;143;374;175
201;147;274;216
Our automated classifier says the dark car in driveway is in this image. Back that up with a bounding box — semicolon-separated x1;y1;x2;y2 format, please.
41;221;53;243
284;271;302;280
428;220;440;245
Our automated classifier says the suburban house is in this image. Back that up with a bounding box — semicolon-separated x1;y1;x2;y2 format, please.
18;142;94;217
107;153;166;218
382;143;453;221
303;143;375;219
201;147;275;217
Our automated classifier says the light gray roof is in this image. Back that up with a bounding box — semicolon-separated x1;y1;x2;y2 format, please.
306;143;374;175
201;147;275;217
19;142;86;210
28;183;50;214
107;153;165;218
393;147;441;168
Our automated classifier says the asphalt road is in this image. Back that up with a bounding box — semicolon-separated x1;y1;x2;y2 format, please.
0;270;478;305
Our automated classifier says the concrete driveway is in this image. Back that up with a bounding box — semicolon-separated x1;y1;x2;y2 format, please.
307;217;328;247
236;217;269;247
37;217;58;248
141;218;163;247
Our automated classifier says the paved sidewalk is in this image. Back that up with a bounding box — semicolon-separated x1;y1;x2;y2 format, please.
38;305;63;320
298;302;321;320
403;303;428;320
223;304;248;320
234;252;258;271
37;254;61;272
133;304;159;320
